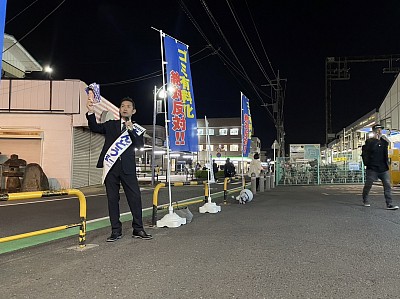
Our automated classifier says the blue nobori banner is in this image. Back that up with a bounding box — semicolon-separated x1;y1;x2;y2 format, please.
164;35;198;152
0;0;7;86
241;93;252;157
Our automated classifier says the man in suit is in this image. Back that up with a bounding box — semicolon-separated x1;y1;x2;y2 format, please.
86;92;152;241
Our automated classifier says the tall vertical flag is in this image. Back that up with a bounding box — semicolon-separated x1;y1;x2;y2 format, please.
241;93;252;157
164;35;198;152
0;0;7;86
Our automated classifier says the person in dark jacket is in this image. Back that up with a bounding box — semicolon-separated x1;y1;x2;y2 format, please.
212;159;219;180
224;158;235;178
362;124;398;210
86;93;152;241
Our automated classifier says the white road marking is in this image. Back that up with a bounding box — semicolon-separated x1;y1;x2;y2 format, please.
0;189;154;207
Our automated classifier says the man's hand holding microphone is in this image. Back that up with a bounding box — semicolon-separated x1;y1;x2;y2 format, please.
123;117;134;131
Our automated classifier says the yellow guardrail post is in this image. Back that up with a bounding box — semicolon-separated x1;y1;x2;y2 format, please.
204;182;209;202
151;181;208;226
0;189;87;248
223;177;230;204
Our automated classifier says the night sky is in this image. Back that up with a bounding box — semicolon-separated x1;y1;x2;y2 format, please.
4;1;400;153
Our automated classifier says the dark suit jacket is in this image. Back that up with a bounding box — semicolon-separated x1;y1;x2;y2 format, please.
86;112;144;174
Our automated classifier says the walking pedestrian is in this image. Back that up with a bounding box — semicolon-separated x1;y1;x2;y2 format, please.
248;153;263;191
361;124;399;210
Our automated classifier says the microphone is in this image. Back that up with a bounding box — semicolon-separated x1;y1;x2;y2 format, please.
123;117;132;131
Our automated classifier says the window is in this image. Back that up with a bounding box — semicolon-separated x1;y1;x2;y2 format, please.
230;128;239;135
197;128;204;135
381;118;392;130
208;128;215;135
219;129;228;136
219;144;227;151
198;145;203;151
230;144;239;151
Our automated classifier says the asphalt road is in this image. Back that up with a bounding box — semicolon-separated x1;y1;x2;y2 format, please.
3;184;400;298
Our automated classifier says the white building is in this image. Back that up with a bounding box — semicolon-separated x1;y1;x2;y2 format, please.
196;117;261;173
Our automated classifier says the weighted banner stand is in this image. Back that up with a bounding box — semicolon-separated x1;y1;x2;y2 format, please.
199;116;221;214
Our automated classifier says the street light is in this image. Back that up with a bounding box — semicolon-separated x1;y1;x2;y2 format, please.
44;65;53;79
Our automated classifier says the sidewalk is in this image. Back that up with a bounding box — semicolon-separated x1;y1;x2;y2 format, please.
2;185;400;298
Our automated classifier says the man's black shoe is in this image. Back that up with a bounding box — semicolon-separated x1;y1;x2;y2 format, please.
106;232;122;242
386;204;399;210
132;230;153;240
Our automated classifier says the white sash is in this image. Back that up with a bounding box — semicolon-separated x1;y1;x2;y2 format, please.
101;122;146;184
102;131;132;184
132;123;146;136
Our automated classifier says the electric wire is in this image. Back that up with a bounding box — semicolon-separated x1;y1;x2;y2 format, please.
200;1;266;96
244;0;277;79
225;0;274;88
100;47;216;86
178;0;275;123
199;0;275;120
6;0;40;25
218;49;272;99
3;0;67;54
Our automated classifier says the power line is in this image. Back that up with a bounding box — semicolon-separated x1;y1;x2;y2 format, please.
225;0;274;88
3;0;67;54
244;0;277;80
100;47;215;87
6;0;40;25
178;0;275;122
199;0;275;115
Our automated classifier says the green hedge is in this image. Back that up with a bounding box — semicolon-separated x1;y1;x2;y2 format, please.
195;170;224;179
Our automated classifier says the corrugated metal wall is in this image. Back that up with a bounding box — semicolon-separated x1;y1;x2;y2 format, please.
72;127;104;188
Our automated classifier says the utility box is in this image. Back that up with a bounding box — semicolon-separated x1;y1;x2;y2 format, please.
389;149;400;185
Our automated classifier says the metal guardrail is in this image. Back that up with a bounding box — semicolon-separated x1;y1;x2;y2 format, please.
0;189;87;248
151;181;209;226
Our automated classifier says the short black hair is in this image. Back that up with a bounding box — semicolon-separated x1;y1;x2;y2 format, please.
120;97;135;109
254;153;260;159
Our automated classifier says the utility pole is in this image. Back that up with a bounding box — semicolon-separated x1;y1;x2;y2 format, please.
263;70;287;158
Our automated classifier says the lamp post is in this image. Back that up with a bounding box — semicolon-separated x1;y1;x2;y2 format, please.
152;86;157;186
152;84;173;186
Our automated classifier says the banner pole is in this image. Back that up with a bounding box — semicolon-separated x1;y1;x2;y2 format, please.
159;30;173;214
0;0;7;87
205;116;212;201
241;92;245;190
199;115;221;213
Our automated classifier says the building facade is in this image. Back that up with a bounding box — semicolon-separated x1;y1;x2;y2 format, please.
196;118;261;173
